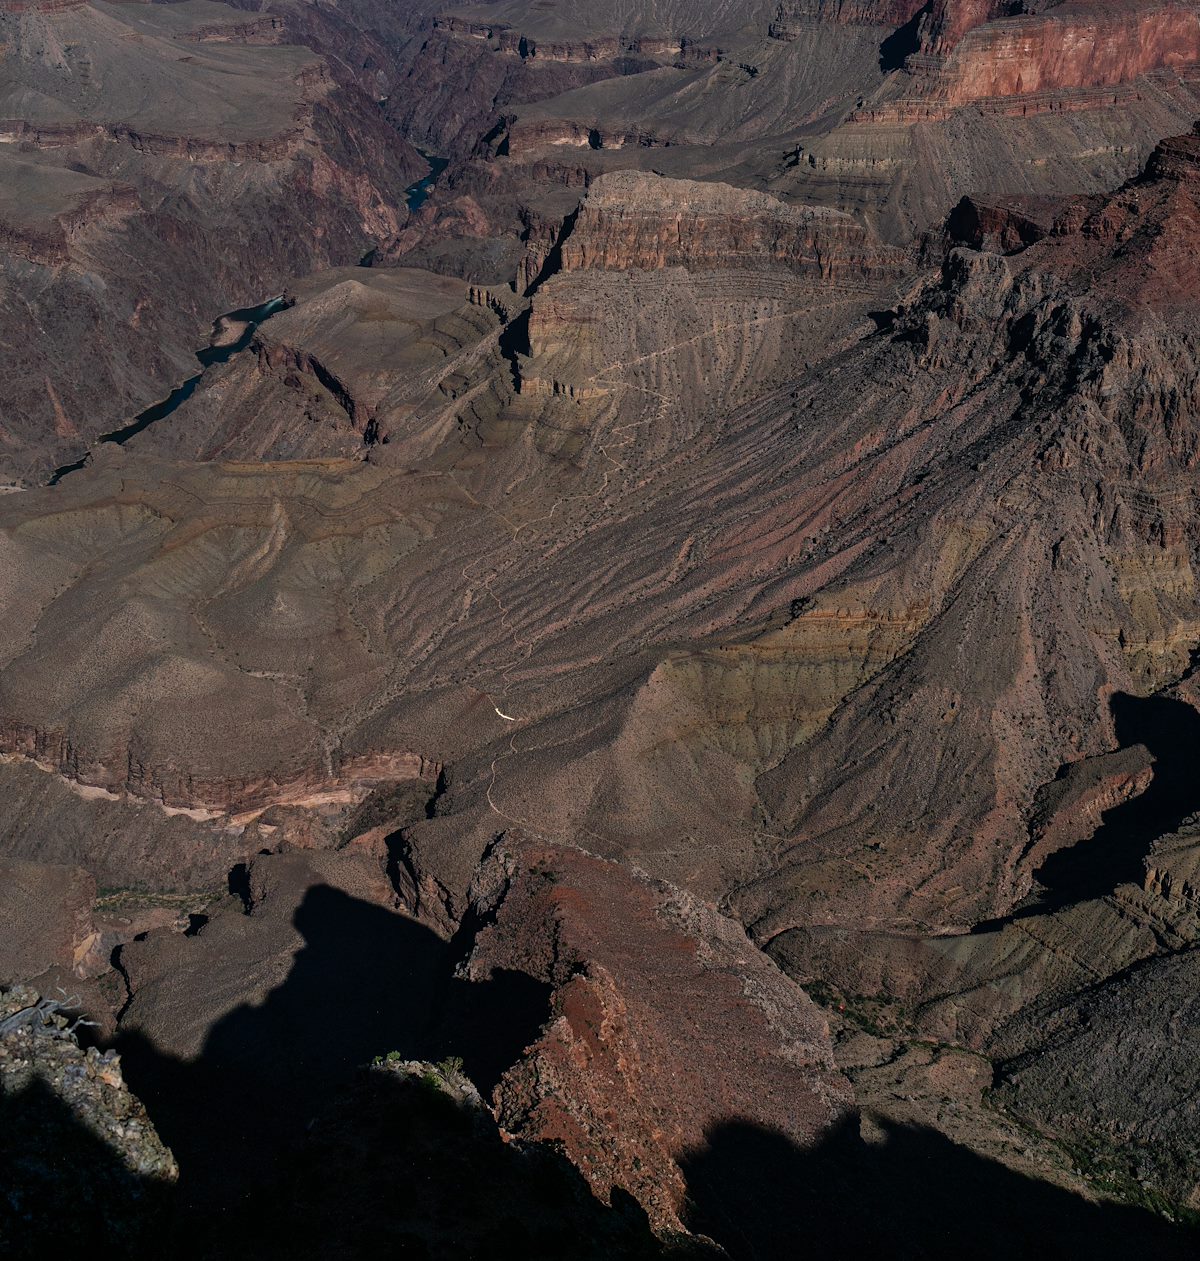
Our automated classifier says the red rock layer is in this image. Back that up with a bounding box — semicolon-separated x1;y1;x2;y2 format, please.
464;842;852;1232
917;0;1019;53
910;1;1200;104
0;716;439;816
557;170;907;282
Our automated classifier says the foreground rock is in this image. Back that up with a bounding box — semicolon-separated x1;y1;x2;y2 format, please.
0;986;177;1255
101;839;846;1251
464;841;853;1233
250;1055;711;1259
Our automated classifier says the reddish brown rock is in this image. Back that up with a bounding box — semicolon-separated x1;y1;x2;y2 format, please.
912;0;1200;103
557;170;908;281
464;842;852;1232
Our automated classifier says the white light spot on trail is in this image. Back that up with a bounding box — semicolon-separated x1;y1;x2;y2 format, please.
494;706;516;722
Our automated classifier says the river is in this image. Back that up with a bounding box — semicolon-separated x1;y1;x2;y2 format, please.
48;296;288;485
48;153;448;486
406;150;449;212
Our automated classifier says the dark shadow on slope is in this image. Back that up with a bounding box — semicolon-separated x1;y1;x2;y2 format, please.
498;307;532;390
680;1115;1198;1261
240;1058;677;1261
3;1035;673;1260
112;884;556;1252
0;1078;171;1259
436;965;553;1098
1033;691;1200;907
879;3;929;72
116;886;450;1215
975;689;1200;932
523;206;579;297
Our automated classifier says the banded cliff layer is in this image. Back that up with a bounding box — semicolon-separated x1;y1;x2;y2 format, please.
901;0;1200;105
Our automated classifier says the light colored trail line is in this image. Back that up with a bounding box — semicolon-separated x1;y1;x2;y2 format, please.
446;344;808;841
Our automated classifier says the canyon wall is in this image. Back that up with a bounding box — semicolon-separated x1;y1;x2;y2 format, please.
910;1;1200;103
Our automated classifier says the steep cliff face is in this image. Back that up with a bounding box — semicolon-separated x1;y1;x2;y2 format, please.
916;0;1022;53
556;170;905;279
770;0;927;36
515;171;907;412
911;1;1200;104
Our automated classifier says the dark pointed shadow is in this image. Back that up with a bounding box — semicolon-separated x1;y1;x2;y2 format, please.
879;3;929;72
431;965;553;1098
116;885;455;1216
680;1115;1198;1261
975;689;1200;932
105;883;579;1254
238;1059;681;1261
1033;691;1200;908
32;876;1200;1256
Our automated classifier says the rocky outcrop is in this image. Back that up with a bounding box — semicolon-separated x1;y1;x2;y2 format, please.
432;12;724;65
0;183;140;266
556;170;908;281
433;14;624;63
0;986;177;1252
915;0;1021;54
390;20;650;157
770;0;927;37
117;267;513;463
731;130;1200;942
944;193;1060;254
465;842;852;1233
512;171;907;405
502;116;673;157
176;15;286;45
236;1053;702;1258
